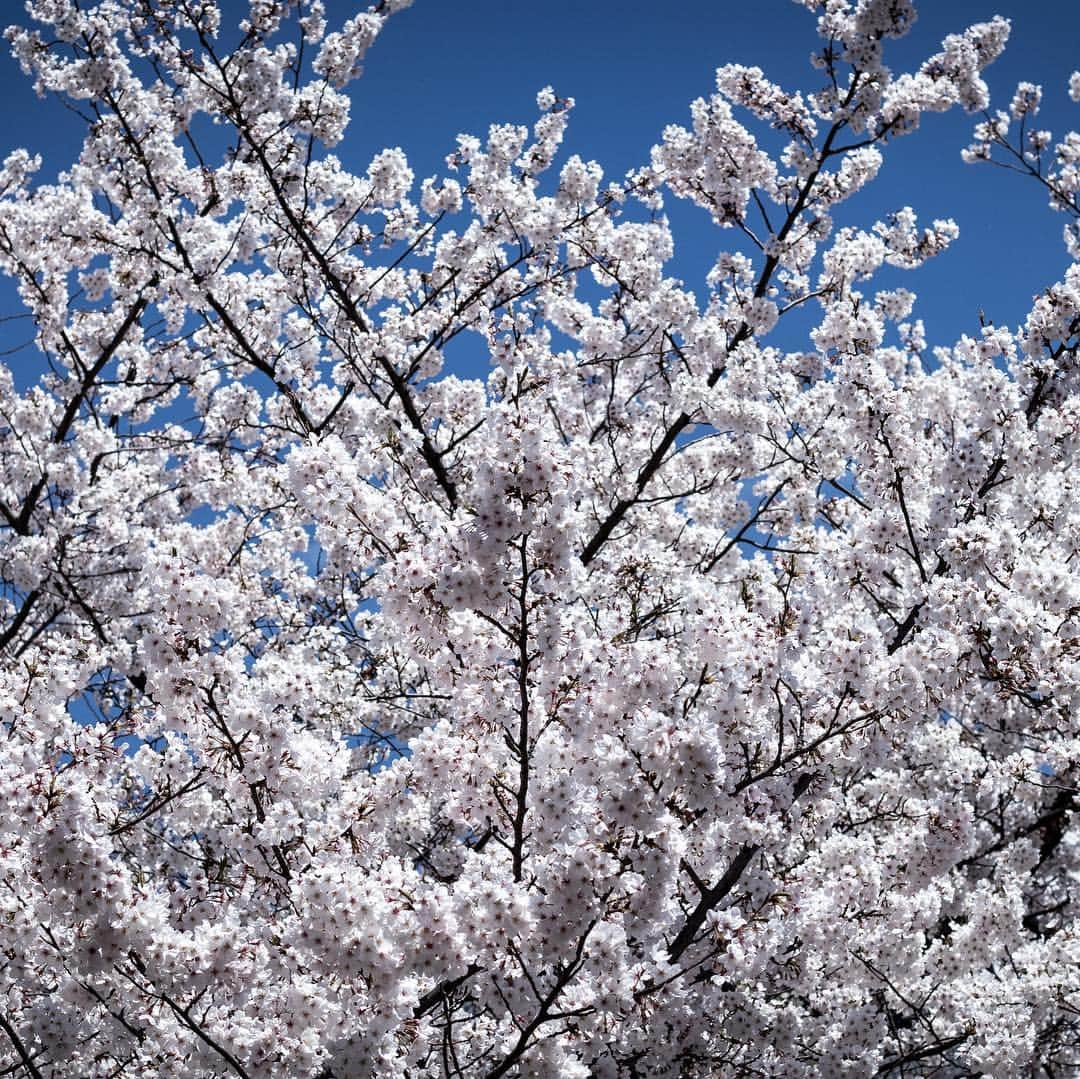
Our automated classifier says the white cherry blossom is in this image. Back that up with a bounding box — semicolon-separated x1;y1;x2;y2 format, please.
0;1;1076;1076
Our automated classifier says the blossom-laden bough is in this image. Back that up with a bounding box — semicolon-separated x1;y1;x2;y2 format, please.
0;0;1077;1075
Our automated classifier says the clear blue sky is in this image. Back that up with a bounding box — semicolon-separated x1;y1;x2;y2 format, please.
0;0;1075;370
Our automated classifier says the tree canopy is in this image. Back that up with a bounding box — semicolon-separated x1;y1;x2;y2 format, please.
0;1;1078;1075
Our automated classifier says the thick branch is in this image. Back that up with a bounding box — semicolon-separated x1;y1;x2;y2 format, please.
0;1012;43;1079
667;844;759;963
580;101;856;567
875;1033;969;1076
482;925;594;1079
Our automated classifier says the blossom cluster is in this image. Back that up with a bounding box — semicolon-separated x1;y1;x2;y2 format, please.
0;1;1076;1076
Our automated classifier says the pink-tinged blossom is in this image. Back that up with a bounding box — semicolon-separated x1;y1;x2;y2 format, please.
0;1;1074;1076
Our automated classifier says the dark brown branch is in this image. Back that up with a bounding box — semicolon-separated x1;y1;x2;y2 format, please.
0;1012;43;1079
109;774;207;836
8;294;149;538
482;924;594;1079
192;39;459;507
875;1033;969;1076
156;988;250;1079
414;964;484;1018
580;95;859;567
667;843;759;963
0;590;41;654
511;541;533;882
701;478;791;572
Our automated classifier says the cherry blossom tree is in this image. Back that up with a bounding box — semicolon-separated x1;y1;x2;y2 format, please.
0;0;1077;1075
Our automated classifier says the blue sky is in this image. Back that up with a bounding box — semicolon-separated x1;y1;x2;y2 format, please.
0;0;1075;371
